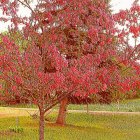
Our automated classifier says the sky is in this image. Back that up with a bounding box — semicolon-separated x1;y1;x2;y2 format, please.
0;0;138;32
110;0;136;13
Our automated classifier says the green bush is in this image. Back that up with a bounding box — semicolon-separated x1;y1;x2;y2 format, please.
9;126;24;133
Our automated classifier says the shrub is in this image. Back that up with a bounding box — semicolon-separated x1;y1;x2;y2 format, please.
9;126;24;133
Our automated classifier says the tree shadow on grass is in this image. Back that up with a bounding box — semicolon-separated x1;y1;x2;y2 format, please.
46;122;105;132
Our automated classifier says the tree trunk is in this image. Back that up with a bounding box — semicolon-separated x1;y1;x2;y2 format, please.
39;110;45;140
56;97;68;125
86;104;89;114
117;99;120;111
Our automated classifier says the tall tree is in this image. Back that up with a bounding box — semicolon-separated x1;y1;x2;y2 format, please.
0;0;140;140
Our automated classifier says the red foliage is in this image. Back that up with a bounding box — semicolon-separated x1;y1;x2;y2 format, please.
0;0;139;105
0;1;140;138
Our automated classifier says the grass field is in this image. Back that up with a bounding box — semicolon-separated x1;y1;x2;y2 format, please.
0;99;140;140
68;99;140;112
0;112;140;140
2;99;140;112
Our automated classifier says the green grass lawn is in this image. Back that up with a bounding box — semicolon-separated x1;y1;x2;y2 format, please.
1;99;140;112
67;99;140;112
0;112;140;140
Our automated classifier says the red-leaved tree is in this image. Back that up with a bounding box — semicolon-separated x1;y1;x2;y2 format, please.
0;0;140;140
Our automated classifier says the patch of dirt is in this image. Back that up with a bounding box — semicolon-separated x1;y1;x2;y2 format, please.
0;113;19;118
89;111;140;115
0;130;16;136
